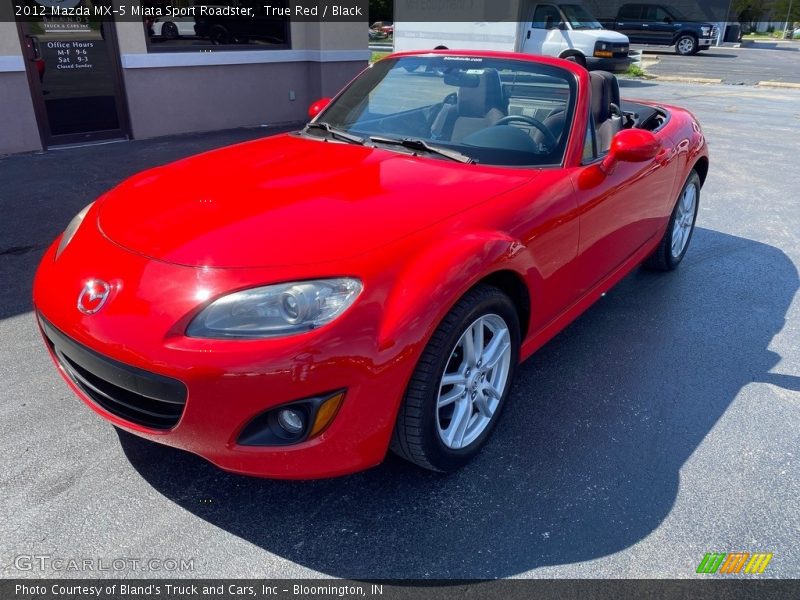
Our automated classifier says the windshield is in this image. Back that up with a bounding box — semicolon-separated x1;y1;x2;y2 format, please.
561;4;603;29
310;55;576;167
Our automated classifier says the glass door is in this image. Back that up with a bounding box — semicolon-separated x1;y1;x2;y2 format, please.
17;3;130;147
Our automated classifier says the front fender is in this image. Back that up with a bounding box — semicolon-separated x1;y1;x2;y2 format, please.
377;232;526;352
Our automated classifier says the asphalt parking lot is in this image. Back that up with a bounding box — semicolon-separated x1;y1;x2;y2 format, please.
1;81;799;579
640;42;800;84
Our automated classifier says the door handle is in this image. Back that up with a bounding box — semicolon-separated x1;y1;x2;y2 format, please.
527;30;531;39
24;35;40;61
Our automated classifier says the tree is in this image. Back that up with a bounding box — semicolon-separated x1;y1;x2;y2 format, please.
731;0;773;24
771;0;800;25
369;0;393;23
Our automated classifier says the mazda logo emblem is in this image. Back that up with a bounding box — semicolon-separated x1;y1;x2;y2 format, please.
77;279;111;315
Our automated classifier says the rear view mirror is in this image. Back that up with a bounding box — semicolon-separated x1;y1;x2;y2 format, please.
602;129;661;172
308;97;331;120
603;129;661;171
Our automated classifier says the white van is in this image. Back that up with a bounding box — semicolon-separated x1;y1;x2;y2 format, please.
394;2;631;72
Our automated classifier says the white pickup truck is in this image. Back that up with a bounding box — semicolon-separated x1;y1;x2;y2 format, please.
394;2;632;72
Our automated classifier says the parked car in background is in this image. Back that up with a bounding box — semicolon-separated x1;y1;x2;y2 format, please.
34;50;708;478
394;3;631;72
600;3;718;55
371;21;394;36
369;28;389;41
194;4;288;45
150;17;198;40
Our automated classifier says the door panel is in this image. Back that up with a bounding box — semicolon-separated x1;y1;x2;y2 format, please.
16;6;130;148
644;6;676;44
571;145;679;291
614;5;646;43
522;4;565;57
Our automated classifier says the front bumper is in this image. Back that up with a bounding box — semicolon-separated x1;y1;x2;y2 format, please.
586;55;632;73
33;225;414;479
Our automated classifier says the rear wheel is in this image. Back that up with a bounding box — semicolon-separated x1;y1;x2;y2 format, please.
391;285;520;472
644;170;700;271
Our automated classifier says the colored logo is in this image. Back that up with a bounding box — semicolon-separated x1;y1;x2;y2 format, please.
696;552;773;575
77;279;111;315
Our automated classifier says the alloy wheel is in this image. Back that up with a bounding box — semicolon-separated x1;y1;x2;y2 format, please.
436;314;512;450
671;181;697;258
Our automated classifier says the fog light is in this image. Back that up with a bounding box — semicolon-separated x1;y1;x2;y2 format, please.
277;408;305;435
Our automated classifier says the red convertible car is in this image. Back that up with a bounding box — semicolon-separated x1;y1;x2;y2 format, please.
34;51;708;478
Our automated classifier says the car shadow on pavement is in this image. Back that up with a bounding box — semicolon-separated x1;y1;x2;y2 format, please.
118;227;799;578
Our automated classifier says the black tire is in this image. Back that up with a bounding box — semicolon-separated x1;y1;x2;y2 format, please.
562;52;587;69
644;170;701;271
210;25;231;45
161;22;179;40
675;34;699;55
391;285;521;472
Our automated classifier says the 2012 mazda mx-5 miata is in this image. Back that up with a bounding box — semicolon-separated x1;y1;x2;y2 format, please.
34;51;708;478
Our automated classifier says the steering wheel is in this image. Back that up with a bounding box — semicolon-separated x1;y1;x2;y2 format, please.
493;115;558;151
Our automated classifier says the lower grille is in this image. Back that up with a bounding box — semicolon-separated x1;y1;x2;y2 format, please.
39;315;187;430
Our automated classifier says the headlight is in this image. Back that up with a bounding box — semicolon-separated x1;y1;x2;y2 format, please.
701;26;711;36
56;202;93;259
187;278;363;339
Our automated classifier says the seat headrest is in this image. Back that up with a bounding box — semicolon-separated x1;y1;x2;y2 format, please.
590;71;621;124
457;69;505;118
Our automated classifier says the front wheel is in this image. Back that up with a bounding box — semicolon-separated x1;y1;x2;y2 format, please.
675;34;699;55
562;53;587;69
210;25;231;45
161;22;179;40
391;285;520;472
644;170;700;271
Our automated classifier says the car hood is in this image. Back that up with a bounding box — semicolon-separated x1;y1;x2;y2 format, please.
582;29;629;43
97;134;535;268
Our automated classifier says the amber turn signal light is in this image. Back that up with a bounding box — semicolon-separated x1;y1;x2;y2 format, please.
309;391;345;438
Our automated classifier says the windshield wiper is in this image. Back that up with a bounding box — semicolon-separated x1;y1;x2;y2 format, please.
304;122;365;145
369;136;474;164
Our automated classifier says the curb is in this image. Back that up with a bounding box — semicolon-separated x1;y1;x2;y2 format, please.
651;75;723;84
757;81;800;89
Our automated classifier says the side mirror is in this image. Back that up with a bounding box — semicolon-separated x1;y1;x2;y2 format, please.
557;21;568;30
601;129;661;173
308;97;331;120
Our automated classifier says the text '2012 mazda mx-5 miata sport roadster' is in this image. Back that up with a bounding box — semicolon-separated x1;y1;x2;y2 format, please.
34;51;708;478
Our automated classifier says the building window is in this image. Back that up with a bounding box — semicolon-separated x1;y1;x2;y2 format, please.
143;1;290;52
